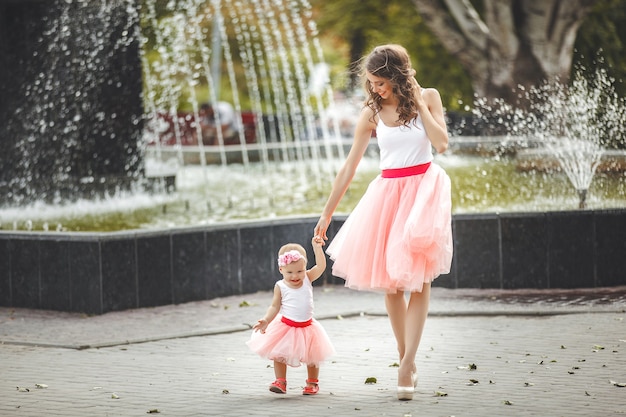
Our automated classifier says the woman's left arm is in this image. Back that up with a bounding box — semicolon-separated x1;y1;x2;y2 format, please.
417;87;449;154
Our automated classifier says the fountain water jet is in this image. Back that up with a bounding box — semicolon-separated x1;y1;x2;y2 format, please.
142;0;343;176
473;65;626;209
0;0;144;206
1;0;346;231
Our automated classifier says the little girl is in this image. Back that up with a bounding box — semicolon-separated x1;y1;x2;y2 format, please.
246;237;335;395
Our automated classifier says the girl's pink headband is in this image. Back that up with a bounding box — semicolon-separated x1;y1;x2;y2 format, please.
278;250;306;267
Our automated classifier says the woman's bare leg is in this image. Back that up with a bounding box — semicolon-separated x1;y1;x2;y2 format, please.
386;284;431;387
399;284;431;384
385;291;411;386
385;291;407;358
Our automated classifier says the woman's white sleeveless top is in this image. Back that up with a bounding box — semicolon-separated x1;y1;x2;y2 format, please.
376;115;433;170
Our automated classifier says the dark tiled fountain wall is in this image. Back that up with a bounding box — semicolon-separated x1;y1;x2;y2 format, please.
1;210;625;315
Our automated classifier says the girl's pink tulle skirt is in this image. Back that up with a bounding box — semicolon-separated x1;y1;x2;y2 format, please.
246;316;335;367
327;162;453;294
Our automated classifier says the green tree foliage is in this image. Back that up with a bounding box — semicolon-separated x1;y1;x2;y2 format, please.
313;0;626;113
574;0;626;97
140;0;624;117
311;0;474;112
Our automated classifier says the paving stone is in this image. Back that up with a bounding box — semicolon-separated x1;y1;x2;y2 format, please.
1;286;625;416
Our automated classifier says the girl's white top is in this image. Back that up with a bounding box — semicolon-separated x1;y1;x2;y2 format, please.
376;115;433;169
276;274;314;322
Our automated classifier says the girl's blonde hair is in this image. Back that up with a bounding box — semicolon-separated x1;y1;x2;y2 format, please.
278;243;306;257
360;44;420;126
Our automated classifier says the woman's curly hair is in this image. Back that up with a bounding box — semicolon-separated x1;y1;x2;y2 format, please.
360;44;420;126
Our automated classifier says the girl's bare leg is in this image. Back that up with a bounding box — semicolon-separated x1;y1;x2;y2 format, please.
274;361;287;380
306;364;319;386
269;361;288;393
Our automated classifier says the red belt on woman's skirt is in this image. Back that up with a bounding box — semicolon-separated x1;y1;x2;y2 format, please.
281;316;313;327
381;162;431;178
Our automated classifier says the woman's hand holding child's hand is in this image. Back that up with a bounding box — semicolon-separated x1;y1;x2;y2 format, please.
314;217;330;243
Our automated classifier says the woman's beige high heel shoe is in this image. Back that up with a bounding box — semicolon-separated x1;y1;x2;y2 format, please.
397;385;414;400
397;370;417;400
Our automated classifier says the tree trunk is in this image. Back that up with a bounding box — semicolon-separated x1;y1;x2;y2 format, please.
412;0;598;106
349;30;367;90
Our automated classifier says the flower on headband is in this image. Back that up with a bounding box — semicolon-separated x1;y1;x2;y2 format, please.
278;250;305;267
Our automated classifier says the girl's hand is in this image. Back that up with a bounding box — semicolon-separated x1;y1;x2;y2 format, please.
312;235;324;248
252;319;268;333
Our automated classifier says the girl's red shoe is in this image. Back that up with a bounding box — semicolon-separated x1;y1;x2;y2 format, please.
302;378;319;395
269;378;287;394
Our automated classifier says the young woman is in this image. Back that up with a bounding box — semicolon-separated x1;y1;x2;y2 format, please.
314;44;453;400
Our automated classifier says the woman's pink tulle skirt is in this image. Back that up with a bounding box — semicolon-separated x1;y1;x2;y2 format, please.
246;316;335;367
327;162;453;294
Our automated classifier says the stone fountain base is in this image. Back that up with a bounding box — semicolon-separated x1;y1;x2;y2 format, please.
1;209;625;314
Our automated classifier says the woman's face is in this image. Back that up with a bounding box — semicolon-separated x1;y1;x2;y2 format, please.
366;71;393;100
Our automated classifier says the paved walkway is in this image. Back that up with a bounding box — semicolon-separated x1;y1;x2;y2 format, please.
1;286;625;417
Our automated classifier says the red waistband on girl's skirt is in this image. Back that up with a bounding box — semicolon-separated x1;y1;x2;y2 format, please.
281;316;313;327
381;162;431;178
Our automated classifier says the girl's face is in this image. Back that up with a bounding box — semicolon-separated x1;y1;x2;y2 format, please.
279;258;306;288
366;72;393;100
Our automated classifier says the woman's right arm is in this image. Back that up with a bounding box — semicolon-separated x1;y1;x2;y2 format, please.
314;108;376;241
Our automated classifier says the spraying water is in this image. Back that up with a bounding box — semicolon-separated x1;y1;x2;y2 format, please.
1;2;625;232
0;0;348;231
474;65;626;209
141;0;343;176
